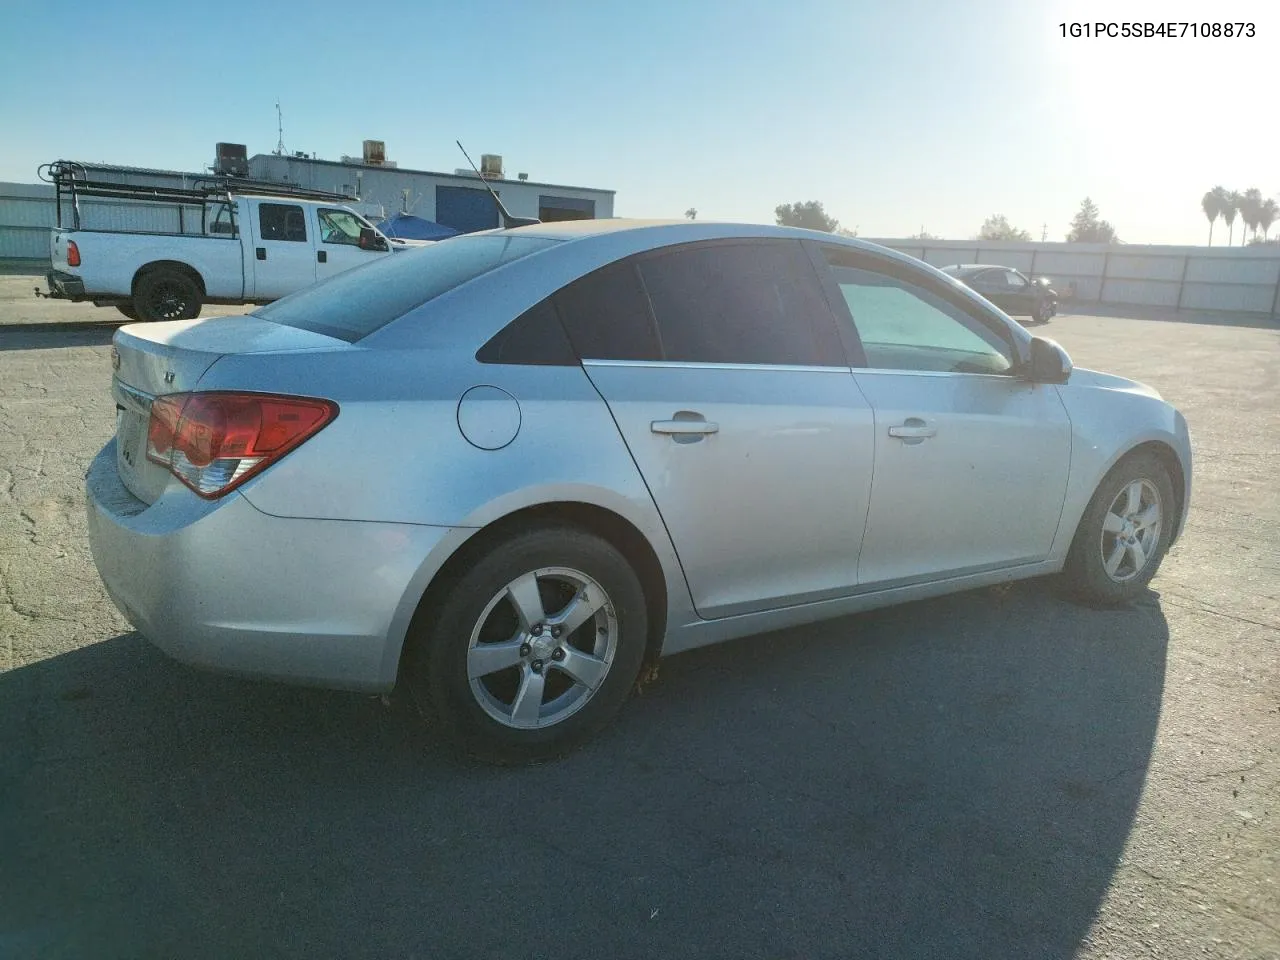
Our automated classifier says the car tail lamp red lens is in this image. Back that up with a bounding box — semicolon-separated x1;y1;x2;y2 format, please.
66;240;81;267
146;392;337;498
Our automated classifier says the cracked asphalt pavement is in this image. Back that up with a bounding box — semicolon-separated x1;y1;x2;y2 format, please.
1;274;1277;958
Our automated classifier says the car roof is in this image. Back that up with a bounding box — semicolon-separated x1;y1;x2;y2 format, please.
488;217;929;266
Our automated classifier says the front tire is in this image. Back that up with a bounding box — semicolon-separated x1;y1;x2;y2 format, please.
134;268;202;322
402;526;649;764
1063;452;1175;605
1033;298;1053;324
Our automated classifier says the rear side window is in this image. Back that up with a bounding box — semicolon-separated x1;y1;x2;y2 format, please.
259;203;307;242
477;298;576;365
637;242;845;366
257;236;559;342
555;262;662;361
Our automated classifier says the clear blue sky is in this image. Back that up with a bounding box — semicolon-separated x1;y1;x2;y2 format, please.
1;0;1275;244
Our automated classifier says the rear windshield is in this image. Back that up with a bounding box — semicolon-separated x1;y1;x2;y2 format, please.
255;235;559;342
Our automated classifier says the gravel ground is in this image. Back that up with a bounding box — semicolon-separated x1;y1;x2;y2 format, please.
1;275;1277;959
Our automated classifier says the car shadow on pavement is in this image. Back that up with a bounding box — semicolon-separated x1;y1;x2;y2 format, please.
0;579;1167;960
0;324;120;351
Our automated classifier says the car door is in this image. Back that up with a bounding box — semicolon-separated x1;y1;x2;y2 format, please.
248;200;318;300
315;207;391;281
969;268;1015;312
1002;269;1037;316
816;245;1071;587
558;240;875;619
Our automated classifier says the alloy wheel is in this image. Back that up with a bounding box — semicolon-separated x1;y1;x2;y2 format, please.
1099;479;1162;583
466;566;618;730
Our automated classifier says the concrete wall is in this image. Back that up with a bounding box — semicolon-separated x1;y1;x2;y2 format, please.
870;238;1280;318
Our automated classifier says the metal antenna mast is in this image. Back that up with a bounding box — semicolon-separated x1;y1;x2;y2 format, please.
275;101;287;156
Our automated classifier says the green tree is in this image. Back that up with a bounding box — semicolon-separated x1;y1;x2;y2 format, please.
1201;189;1222;245
907;229;940;240
1066;197;1117;243
977;214;1031;241
1222;191;1239;245
1238;188;1263;244
1258;198;1278;241
775;200;839;232
684;207;697;220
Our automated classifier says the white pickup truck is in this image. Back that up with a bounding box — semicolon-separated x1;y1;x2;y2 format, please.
41;164;419;321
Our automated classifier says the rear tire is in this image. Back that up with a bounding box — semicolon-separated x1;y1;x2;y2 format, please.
401;526;649;764
1063;452;1175;606
115;304;140;321
133;268;202;322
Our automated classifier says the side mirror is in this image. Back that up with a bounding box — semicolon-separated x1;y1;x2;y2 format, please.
1025;336;1072;384
358;227;389;251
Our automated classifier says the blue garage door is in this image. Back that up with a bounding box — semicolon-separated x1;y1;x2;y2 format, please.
435;186;500;233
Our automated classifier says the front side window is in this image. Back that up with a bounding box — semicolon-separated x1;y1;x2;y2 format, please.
1004;270;1029;288
258;203;307;242
317;208;369;246
832;265;1013;375
636;241;844;366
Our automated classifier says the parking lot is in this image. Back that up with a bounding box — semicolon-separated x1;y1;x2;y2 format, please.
0;271;1276;959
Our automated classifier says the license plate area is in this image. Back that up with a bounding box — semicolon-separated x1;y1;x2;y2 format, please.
112;377;155;494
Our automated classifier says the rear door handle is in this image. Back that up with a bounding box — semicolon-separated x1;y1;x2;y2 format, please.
651;419;719;436
256;247;267;260
888;418;937;442
317;250;327;263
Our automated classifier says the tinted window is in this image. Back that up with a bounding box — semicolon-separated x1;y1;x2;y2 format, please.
555;262;661;361
637;242;843;366
259;203;307;242
1004;270;1028;288
256;236;558;342
833;266;1013;374
477;298;576;365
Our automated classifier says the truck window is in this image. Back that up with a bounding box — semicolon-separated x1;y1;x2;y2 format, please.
259;203;307;242
208;203;236;236
317;208;367;246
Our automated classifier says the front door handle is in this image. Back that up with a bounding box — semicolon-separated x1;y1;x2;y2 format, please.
317;250;327;263
888;418;937;442
256;247;266;261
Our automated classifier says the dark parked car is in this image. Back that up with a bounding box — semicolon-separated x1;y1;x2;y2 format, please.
941;264;1058;324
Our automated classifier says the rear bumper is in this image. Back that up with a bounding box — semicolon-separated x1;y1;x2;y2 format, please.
85;441;455;692
46;269;85;300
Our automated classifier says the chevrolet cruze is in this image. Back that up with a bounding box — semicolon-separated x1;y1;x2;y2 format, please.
87;220;1192;762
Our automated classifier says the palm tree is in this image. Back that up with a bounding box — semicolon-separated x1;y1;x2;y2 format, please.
1233;185;1264;241
1259;198;1278;242
1222;191;1240;246
1201;189;1221;245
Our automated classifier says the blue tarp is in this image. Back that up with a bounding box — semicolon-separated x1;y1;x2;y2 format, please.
377;214;461;241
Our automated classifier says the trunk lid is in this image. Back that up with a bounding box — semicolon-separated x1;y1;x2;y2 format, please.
110;315;346;503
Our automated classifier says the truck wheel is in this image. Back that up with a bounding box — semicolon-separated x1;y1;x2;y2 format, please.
134;269;202;322
116;304;140;321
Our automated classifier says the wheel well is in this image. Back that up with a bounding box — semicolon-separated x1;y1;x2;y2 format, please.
132;261;206;298
404;502;670;671
1116;441;1187;538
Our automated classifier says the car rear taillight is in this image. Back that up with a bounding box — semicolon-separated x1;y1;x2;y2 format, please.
146;392;337;499
66;240;81;267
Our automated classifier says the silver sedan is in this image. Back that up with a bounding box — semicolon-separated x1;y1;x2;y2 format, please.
86;220;1192;762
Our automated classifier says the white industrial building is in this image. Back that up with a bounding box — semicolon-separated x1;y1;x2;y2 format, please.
0;142;615;259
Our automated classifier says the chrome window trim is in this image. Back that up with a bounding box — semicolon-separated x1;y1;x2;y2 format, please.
582;359;854;374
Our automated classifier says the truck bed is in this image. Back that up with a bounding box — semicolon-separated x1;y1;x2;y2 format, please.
51;229;245;301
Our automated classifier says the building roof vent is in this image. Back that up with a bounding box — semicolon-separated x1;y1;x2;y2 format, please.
480;154;503;179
